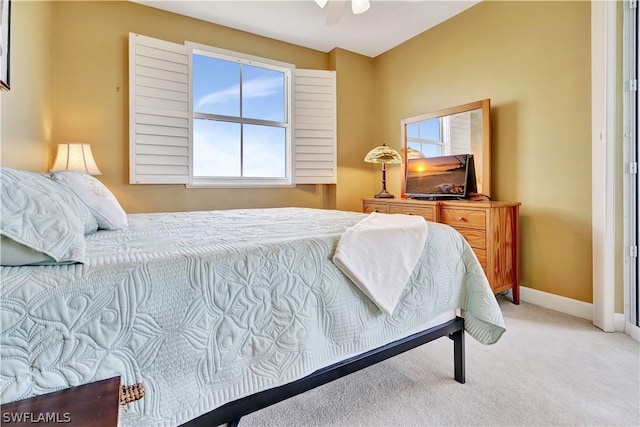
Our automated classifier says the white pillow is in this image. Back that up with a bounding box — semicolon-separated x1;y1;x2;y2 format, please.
50;171;128;230
0;235;74;266
0;168;88;264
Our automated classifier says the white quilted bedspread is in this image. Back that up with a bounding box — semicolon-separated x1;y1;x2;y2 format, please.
0;208;505;426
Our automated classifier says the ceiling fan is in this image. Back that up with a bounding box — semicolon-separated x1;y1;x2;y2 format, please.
314;0;371;26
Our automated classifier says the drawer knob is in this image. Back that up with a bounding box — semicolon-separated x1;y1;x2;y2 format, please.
458;217;467;222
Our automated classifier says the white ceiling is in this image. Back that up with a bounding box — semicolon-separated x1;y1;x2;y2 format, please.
132;0;480;58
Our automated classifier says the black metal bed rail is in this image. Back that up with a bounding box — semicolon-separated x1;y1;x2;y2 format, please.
182;316;465;427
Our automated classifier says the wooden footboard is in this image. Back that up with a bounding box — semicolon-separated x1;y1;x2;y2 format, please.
182;317;465;427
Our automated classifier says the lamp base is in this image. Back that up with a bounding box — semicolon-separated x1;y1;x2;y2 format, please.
374;190;395;199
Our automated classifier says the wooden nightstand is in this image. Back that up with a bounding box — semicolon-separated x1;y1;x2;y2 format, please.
363;198;521;304
1;378;121;427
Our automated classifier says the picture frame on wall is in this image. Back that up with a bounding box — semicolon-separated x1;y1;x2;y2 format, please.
0;0;10;91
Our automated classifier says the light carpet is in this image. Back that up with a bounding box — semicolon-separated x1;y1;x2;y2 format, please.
241;296;640;426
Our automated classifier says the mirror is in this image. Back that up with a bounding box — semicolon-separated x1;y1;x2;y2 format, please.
401;99;491;198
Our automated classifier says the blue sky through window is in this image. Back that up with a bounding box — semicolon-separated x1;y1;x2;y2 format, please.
192;53;287;178
407;118;442;156
193;55;240;116
242;65;285;122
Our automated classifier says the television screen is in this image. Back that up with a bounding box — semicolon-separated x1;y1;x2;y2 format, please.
405;154;477;200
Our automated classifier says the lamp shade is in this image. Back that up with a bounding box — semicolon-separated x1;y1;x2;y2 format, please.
352;0;370;14
364;143;402;164
50;143;102;175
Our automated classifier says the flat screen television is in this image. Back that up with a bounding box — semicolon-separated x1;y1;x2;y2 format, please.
405;154;477;200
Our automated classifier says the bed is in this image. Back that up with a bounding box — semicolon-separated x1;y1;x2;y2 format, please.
0;168;505;426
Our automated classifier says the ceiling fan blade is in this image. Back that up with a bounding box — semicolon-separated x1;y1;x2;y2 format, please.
325;0;346;26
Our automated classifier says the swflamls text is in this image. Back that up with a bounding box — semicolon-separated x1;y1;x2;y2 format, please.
1;411;72;423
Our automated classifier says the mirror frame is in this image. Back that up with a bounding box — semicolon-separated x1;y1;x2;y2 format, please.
400;98;491;198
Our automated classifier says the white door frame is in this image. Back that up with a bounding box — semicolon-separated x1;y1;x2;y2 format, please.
592;0;617;332
623;0;640;339
593;0;640;340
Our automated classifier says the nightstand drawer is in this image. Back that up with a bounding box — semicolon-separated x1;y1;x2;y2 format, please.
363;202;389;214
441;208;486;229
389;205;435;221
454;227;486;249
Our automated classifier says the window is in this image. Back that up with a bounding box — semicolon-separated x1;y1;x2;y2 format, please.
406;118;443;157
129;33;336;187
405;111;477;159
191;47;292;186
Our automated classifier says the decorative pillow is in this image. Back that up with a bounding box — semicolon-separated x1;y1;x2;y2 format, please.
0;168;90;264
50;171;128;230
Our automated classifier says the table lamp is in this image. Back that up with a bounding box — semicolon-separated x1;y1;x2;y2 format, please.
364;143;402;198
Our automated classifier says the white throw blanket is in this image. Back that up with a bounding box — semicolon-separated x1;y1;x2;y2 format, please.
333;212;429;316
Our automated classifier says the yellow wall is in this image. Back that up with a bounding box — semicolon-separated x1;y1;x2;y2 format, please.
1;1;606;305
329;48;378;211
375;1;593;303
49;0;351;213
0;0;52;171
0;1;376;213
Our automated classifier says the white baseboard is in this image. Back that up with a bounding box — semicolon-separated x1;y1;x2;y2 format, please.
625;322;640;341
520;286;593;321
519;287;633;336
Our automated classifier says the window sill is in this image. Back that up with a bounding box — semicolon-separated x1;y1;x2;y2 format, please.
186;178;294;189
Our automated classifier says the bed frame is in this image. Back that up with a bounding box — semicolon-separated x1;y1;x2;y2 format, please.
182;316;465;427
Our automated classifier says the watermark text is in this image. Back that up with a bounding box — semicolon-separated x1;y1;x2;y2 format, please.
1;411;72;424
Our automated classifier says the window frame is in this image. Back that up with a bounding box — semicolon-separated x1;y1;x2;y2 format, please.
186;42;295;188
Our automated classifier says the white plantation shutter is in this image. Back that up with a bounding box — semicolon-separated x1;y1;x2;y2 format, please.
129;34;336;186
293;69;337;184
129;33;190;184
449;112;471;155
